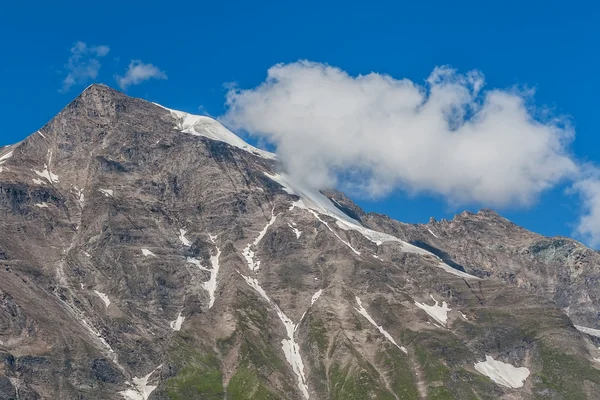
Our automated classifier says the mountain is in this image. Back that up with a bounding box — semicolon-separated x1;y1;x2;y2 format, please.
1;84;600;399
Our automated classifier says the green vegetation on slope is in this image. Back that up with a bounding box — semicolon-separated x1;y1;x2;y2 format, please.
166;340;224;400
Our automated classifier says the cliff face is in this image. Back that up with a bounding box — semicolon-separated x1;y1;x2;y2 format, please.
0;84;599;399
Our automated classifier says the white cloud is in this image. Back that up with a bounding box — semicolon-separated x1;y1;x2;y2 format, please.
222;61;577;208
573;175;600;247
61;41;110;92
116;60;167;90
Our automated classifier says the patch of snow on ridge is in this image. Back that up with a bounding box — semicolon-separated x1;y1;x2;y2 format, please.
32;178;45;185
474;355;530;388
434;261;479;279
94;290;111;308
243;209;277;271
265;172;479;279
179;229;191;246
427;228;439;238
153;103;276;160
120;366;162;400
141;249;155;257
35;202;49;208
169;312;185;331
0;151;13;164
355;297;408;354
240;273;310;399
575;325;600;338
415;295;451;326
308;210;361;255
99;188;113;197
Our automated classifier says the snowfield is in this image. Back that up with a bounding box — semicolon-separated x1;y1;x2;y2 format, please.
153;103;276;160
474;355;530;388
414;295;451;326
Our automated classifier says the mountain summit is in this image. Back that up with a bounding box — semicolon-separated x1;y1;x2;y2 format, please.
1;84;600;399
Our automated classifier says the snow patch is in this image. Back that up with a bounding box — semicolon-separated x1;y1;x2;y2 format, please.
32;178;45;185
33;165;59;183
474;355;530;388
415;295;451;326
354;297;408;354
178;229;191;246
311;289;323;306
35;202;49;208
459;312;469;320
243;209;277;271
73;187;85;206
154;103;276;160
434;261;479;279
288;222;302;239
427;228;439;238
575;325;600;338
169;312;185;331
240;274;309;398
0;151;13;164
120;366;161;400
141;249;155;257
99;188;113;197
186;257;210;271
203;245;221;309
186;241;221;308
80;319;116;356
94;290;111;308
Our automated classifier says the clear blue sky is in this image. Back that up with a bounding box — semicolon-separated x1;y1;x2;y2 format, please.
1;0;598;243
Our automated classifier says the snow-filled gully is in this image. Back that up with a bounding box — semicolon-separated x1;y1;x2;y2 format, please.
288;222;302;239
243;208;277;271
354;297;407;354
119;365;162;400
178;229;192;246
203;244;221;309
240;273;321;399
186;235;221;310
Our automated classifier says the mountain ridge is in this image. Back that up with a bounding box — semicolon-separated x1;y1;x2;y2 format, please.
0;84;599;399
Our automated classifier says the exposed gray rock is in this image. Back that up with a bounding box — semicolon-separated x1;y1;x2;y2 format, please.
0;84;598;399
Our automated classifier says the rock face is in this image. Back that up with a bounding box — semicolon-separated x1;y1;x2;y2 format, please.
0;84;599;399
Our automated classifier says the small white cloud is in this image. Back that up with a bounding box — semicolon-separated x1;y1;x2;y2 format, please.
116;60;167;90
573;175;600;247
60;41;110;93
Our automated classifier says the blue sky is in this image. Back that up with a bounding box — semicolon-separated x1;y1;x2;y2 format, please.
1;1;599;246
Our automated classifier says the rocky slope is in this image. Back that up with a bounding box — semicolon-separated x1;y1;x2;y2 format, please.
0;84;599;399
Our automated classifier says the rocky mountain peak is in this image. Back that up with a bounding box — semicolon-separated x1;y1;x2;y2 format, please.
1;87;600;399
